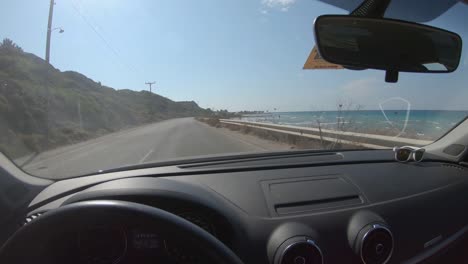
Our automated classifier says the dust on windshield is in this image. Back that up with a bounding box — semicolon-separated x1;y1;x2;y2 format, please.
0;1;467;179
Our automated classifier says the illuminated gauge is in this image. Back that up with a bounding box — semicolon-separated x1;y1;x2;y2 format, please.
78;226;127;264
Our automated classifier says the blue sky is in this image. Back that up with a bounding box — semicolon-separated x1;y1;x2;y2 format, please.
1;0;467;111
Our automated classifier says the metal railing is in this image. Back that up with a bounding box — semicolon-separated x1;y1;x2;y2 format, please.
219;119;432;149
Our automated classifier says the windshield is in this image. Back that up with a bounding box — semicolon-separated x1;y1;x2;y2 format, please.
0;1;467;179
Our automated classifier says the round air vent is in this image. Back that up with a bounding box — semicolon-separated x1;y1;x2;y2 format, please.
275;237;323;264
357;224;393;264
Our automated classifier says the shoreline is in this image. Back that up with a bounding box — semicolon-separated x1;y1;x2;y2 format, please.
232;118;439;141
234;110;467;141
197;118;433;150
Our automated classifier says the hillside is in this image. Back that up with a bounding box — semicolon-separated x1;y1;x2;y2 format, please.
0;39;210;158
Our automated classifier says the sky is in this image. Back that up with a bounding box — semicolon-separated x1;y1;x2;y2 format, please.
1;0;468;112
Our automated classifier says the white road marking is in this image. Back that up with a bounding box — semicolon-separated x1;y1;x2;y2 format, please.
139;149;154;164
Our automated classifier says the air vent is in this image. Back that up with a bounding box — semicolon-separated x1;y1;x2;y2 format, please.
274;237;323;264
179;152;343;169
275;195;361;215
358;224;393;264
263;176;363;215
22;212;43;226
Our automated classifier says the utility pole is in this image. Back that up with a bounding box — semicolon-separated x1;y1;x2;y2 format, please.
145;82;156;93
45;0;57;149
45;0;55;64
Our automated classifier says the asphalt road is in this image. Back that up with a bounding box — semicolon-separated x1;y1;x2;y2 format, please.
22;118;275;179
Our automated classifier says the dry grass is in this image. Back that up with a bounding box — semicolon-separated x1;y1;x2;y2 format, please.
196;117;363;150
195;117;222;128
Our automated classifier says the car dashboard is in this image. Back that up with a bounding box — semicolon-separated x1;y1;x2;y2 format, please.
9;150;468;264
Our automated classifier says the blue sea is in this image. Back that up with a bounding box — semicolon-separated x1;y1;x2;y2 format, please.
237;110;468;140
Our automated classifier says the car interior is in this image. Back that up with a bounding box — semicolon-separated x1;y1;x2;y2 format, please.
0;0;467;264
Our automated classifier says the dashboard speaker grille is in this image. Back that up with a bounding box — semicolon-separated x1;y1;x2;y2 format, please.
442;164;467;171
443;144;466;156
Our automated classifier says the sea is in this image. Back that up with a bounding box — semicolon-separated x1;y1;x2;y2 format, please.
237;110;468;140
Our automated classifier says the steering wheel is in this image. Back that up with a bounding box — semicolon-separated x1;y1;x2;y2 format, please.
0;200;244;264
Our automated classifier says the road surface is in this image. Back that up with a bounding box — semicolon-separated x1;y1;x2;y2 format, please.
22;118;287;179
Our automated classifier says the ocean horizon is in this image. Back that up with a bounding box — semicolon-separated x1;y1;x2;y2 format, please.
237;110;468;140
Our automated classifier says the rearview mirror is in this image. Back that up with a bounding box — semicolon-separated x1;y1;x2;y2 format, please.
314;15;462;81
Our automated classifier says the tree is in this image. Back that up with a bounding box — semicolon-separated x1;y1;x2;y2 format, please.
0;38;23;52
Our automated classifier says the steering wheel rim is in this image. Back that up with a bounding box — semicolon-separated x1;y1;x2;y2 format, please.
0;200;244;264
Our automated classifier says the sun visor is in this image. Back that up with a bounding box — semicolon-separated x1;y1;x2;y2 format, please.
303;46;344;70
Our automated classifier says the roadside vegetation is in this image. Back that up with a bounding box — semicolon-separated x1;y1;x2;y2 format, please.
196;117;361;150
0;39;211;159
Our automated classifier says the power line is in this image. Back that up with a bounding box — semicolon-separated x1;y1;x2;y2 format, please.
75;0;118;52
69;0;138;74
75;0;146;76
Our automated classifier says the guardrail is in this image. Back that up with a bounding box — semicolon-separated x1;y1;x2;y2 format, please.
219;119;432;149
